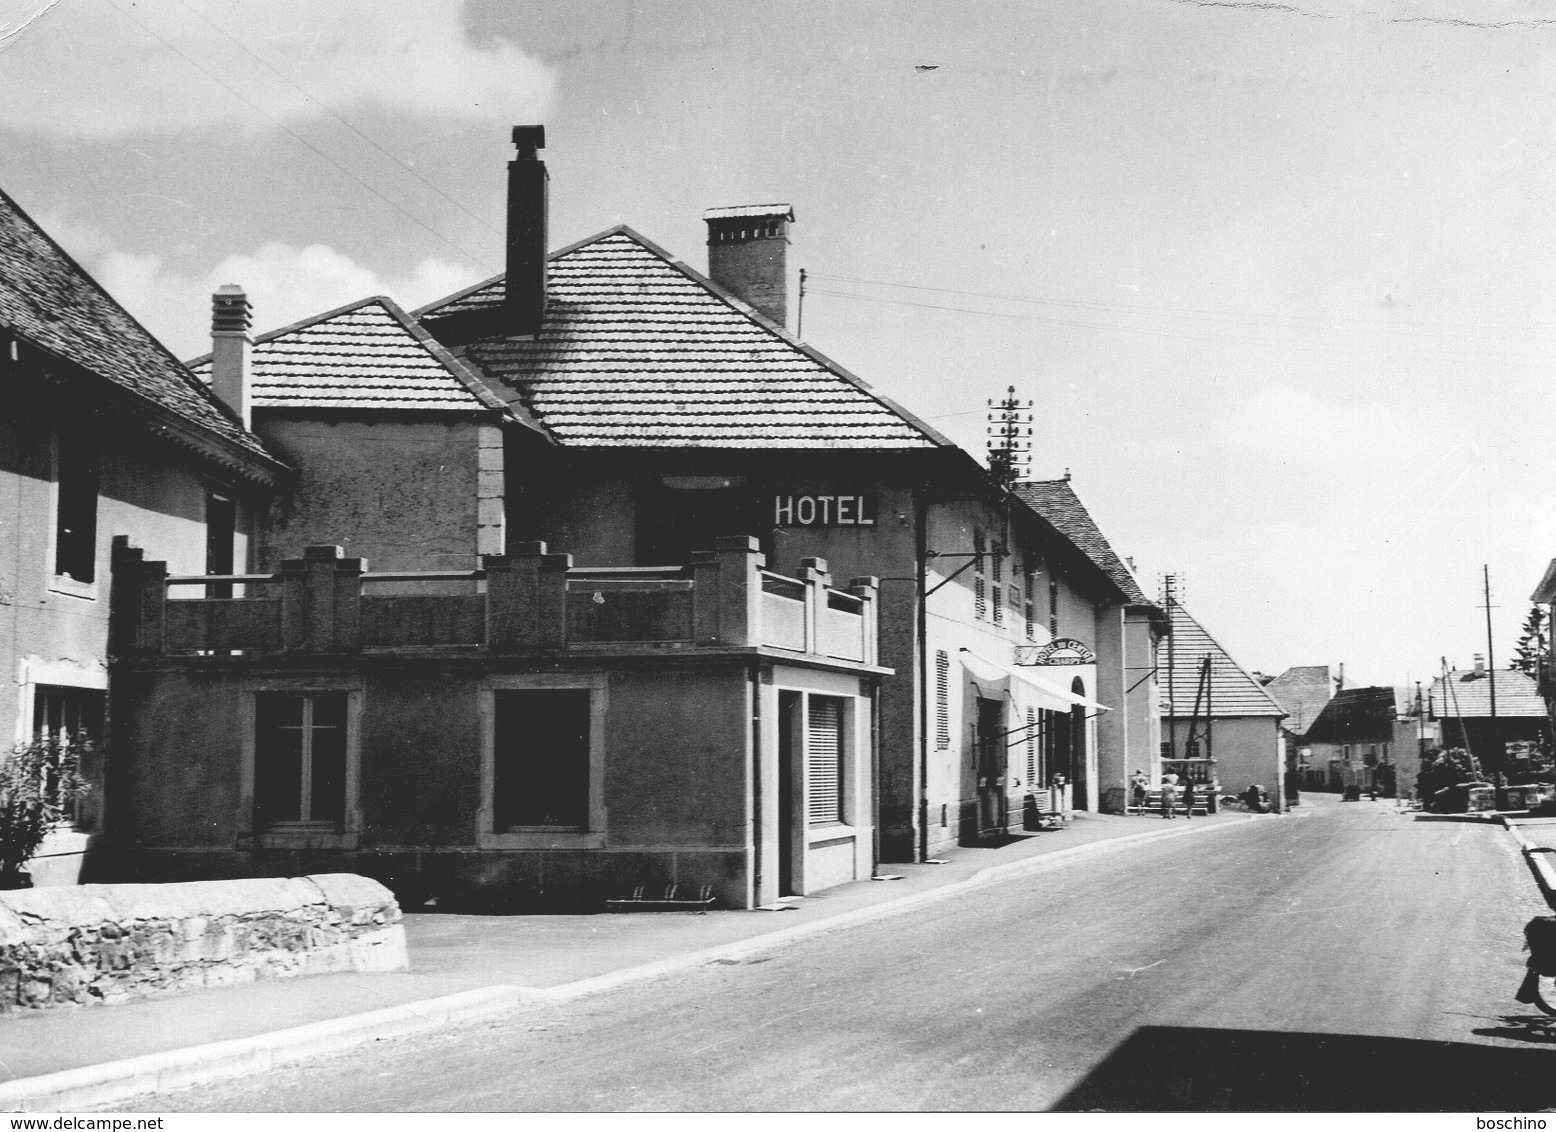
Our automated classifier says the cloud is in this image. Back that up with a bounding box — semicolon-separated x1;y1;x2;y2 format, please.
0;0;556;136
88;239;479;358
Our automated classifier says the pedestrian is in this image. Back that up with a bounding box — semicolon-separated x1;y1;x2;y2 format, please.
1131;769;1148;813
1181;774;1196;819
1161;771;1179;819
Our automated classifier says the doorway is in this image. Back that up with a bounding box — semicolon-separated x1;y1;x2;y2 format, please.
974;696;1008;840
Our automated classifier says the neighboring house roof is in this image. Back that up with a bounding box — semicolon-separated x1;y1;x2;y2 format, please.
189;296;506;415
1302;686;1396;745
413;226;948;449
1013;478;1156;609
1158;602;1286;718
1265;665;1334;734
0;186;281;478
1428;668;1547;720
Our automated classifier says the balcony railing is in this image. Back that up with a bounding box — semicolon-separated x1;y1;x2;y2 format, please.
110;537;878;663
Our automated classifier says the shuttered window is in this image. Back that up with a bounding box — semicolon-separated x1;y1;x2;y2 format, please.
991;540;1003;625
1024;572;1036;640
973;530;987;619
935;650;951;749
1025;708;1037;785
808;697;844;825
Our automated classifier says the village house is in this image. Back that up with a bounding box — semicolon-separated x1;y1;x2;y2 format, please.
1158;597;1286;803
101;127;1166;908
0;187;287;884
1300;686;1402;796
1427;659;1550;783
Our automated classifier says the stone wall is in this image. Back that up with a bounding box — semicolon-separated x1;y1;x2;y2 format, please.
0;873;406;1012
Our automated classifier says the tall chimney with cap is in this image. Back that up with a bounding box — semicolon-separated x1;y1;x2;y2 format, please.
507;125;548;337
210;284;252;429
704;205;794;328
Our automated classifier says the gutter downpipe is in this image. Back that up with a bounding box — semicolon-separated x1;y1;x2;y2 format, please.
917;479;931;863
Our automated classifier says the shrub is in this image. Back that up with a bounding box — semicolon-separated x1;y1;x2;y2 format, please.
0;736;90;886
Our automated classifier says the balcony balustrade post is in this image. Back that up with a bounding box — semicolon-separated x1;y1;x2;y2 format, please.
298;545;346;652
537;549;572;651
689;547;721;646
137;557;168;655
797;557;831;656
715;536;763;647
849;575;880;666
108;538;145;655
483;554;520;651
332;554;366;652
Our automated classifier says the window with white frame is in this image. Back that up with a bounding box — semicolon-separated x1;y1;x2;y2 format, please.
254;692;347;829
807;695;846;825
52;426;99;585
31;685;102;826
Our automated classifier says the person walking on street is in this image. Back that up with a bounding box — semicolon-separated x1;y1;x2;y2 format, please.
1161;771;1179;819
1181;774;1196;819
1131;769;1148;814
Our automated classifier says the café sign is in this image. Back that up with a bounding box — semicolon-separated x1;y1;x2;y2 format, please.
1021;638;1096;666
772;495;877;527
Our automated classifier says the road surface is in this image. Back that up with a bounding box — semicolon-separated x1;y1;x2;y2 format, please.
142;797;1556;1111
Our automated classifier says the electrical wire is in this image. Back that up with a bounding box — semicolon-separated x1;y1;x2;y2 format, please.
101;0;492;269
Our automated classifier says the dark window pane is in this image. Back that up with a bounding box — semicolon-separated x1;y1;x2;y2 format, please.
53;430;99;583
494;689;590;829
255;694;304;823
310;722;346;823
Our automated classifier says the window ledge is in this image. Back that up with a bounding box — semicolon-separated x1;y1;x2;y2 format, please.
242;829;359;850
478;829;606;850
47;576;97;601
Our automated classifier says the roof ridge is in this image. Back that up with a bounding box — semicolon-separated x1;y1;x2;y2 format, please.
1163;601;1286;716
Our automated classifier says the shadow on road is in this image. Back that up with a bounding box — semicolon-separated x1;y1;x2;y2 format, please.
1051;1024;1556;1111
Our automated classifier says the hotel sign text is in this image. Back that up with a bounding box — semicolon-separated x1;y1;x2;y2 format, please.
773;495;877;527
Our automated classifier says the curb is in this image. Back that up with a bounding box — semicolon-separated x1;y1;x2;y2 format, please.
0;985;540;1113
2;812;1265;1111
1501;816;1556;912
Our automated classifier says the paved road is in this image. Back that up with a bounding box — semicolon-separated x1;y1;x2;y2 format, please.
144;797;1556;1111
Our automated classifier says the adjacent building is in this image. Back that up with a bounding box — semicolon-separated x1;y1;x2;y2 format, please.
1158;599;1286;801
1427;660;1550;781
0;187;287;884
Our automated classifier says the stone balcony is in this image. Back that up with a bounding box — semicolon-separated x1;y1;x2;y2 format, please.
109;536;879;665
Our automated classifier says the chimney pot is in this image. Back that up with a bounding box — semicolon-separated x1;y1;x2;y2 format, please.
1474;654;1486;674
704;204;794;328
506;124;549;338
210;284;252;429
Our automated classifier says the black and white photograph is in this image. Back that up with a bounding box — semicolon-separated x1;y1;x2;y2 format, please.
4;0;1556;1116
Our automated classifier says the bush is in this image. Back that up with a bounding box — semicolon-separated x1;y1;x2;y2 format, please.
1416;746;1479;801
0;736;90;886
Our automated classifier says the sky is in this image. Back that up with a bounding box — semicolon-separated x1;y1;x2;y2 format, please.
2;0;1553;689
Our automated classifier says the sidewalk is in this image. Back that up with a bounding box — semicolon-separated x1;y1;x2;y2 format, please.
0;806;1259;1109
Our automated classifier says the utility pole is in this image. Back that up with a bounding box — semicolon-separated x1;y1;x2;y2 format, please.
1484;564;1502;785
985;386;1033;488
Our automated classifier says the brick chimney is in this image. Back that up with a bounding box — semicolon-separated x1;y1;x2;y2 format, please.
506;125;548;337
704;205;794;328
210;284;252;429
1473;654;1486;674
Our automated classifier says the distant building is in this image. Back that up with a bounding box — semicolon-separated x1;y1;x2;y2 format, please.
1302;686;1401;795
1427;659;1550;781
1158;600;1286;801
1265;664;1335;797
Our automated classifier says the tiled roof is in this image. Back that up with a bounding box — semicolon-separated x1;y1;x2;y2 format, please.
0;186;276;469
1014;479;1154;607
1302;686;1396;744
189;297;501;414
1158;602;1286;718
704;204;794;221
414;227;945;449
1428;668;1546;720
1265;665;1334;733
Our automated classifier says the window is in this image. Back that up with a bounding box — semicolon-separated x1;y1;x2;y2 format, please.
807;696;845;825
1024;572;1037;640
935;650;951;749
991;540;1004;626
206;492;236;598
973;530;987;619
31;685;103;826
1025;707;1037;785
254;693;347;828
493;689;590;829
52;427;99;585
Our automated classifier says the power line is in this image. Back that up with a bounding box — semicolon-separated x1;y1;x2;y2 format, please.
170;0;503;244
805;286;1556;368
102;0;491;269
806;269;1556;345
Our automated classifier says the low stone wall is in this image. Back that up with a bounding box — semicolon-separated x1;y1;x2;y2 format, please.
0;873;406;1013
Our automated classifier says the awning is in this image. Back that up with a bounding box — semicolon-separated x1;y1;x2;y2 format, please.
960;648;1111;713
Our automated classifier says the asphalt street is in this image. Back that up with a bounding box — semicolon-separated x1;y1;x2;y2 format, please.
138;796;1556;1112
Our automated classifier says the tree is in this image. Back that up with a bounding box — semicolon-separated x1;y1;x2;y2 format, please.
1512;603;1549;676
0;736;89;887
1416;746;1480;801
